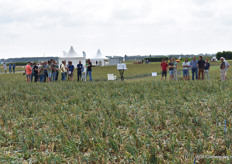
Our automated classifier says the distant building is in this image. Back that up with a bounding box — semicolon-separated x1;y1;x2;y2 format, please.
109;58;120;65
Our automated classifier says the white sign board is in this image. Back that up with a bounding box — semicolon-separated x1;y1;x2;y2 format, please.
117;63;127;70
152;72;157;76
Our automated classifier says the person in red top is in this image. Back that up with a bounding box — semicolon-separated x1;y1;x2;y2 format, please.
161;59;168;80
25;62;32;82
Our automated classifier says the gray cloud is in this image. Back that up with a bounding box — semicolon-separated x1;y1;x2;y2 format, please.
0;0;232;58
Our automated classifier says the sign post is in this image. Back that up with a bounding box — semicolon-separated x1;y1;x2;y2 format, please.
117;63;127;81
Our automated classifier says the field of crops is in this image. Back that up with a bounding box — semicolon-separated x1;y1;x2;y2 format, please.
1;62;232;163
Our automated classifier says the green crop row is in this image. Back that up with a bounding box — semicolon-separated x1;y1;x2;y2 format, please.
0;64;232;163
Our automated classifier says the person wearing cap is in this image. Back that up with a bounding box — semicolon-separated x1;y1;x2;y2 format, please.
25;62;32;82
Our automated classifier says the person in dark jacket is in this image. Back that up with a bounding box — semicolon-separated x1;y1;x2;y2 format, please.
198;56;205;80
86;59;92;81
77;61;83;81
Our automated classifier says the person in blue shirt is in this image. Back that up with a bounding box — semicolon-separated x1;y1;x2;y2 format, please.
77;61;83;81
9;64;12;73
190;56;198;81
68;61;74;81
204;58;210;80
13;64;15;73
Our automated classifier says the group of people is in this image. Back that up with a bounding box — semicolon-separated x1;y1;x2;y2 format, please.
161;56;230;81
24;59;93;83
2;63;16;73
161;57;178;80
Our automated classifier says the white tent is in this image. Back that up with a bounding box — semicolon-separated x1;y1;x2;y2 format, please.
58;46;86;71
91;49;107;66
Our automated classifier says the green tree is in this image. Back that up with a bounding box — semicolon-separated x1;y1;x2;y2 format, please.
216;51;232;60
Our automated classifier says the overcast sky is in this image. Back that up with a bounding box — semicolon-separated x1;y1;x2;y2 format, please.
0;0;232;58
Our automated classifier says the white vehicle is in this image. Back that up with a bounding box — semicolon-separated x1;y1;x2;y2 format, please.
211;57;217;62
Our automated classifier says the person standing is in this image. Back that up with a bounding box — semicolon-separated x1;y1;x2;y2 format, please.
55;61;59;81
220;57;226;81
198;56;205;80
38;61;45;82
168;60;175;80
224;58;230;80
171;58;178;81
13;64;15;73
86;59;92;81
161;59;168;80
190;56;198;80
31;62;35;82
9;64;12;73
77;61;83;81
33;62;39;82
182;58;189;81
47;60;52;82
25;62;32;83
43;61;48;82
204;59;210;80
187;59;191;80
51;60;56;82
61;61;67;81
3;62;7;73
68;61;74;81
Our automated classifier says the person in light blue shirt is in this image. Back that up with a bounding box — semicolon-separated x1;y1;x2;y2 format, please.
204;58;210;80
190;56;198;81
9;64;12;73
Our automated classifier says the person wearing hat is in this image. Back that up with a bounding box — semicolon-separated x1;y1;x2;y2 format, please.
25;61;32;83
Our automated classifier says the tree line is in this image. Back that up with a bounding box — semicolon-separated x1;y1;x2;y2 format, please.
216;51;232;60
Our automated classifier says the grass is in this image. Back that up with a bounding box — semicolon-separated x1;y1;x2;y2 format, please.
0;62;232;163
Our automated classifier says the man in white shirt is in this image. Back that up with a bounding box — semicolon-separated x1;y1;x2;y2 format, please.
3;63;7;73
182;58;190;81
224;58;230;80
